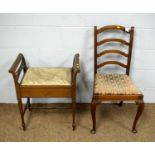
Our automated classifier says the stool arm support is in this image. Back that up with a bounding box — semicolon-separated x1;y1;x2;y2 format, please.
71;53;80;85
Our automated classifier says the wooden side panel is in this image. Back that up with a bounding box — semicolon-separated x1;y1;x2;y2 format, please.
93;94;143;101
20;86;72;97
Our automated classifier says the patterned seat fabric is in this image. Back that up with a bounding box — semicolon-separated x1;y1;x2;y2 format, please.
95;73;141;95
21;67;71;86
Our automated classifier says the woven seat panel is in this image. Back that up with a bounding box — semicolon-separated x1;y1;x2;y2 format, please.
21;67;71;86
95;73;141;95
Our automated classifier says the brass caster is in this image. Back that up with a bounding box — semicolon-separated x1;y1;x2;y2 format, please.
90;129;96;134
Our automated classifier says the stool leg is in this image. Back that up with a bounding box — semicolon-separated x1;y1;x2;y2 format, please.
115;101;123;106
17;98;26;131
132;99;144;133
90;100;97;134
72;98;76;131
118;101;123;107
27;97;31;111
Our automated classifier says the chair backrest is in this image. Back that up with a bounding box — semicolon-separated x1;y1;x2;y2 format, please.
94;25;134;75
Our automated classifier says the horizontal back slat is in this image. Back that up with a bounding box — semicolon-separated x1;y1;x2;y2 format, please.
97;50;128;57
97;61;127;68
94;25;134;75
97;38;130;46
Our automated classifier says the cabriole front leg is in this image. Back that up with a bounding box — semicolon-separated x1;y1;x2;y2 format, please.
132;99;144;133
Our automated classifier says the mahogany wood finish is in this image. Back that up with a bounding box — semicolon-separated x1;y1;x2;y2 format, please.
97;38;130;46
91;25;144;134
97;61;127;69
9;53;80;131
97;50;128;57
97;25;130;34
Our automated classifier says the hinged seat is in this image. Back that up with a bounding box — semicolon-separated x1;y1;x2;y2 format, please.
9;53;80;131
21;67;71;86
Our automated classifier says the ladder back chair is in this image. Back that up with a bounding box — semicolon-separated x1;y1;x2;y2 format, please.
91;25;144;134
9;53;80;131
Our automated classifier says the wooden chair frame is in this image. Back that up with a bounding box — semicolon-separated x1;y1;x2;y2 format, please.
9;53;80;131
91;25;144;134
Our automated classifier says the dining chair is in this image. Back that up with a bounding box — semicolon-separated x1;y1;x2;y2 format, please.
91;25;144;134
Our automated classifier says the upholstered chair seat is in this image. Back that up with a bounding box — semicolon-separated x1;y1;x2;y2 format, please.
91;25;144;134
95;73;141;95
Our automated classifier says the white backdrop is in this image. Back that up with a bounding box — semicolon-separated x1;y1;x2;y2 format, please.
0;13;155;103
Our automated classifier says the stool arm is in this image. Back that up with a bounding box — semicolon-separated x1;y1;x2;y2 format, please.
71;53;80;85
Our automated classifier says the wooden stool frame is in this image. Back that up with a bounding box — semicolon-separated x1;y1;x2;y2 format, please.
91;25;144;134
9;53;80;131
